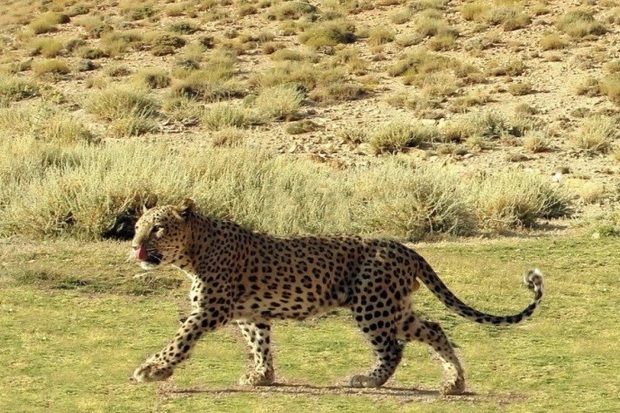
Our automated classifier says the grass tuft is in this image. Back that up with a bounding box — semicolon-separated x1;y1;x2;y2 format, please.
556;9;607;38
571;116;617;153
85;86;159;121
299;20;357;50
0;76;40;105
367;122;438;154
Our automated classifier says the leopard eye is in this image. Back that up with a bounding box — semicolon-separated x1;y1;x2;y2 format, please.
152;225;162;233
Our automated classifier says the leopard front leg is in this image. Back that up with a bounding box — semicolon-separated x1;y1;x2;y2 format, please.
133;305;231;383
237;321;274;386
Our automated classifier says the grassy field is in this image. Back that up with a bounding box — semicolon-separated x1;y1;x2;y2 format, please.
1;235;618;412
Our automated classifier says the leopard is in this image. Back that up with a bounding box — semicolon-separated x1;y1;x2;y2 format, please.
130;199;544;395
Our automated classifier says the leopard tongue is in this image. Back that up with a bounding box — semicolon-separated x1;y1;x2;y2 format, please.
135;245;148;261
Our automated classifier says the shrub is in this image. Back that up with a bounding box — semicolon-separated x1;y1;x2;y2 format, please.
100;31;143;56
29;13;68;34
599;73;620;104
0;77;40;105
474;171;570;230
133;68;171;89
161;97;203;122
73;15;112;38
540;33;567;50
36;113;98;145
0;139;572;240
390;8;413;24
556;9;607;38
251;84;303;121
460;2;490;21
202;103;248;130
32;59;71;78
486;59;527;76
367;122;438;154
574;77;600;97
108;116;157;138
486;7;531;31
29;38;64;58
508;82;534;96
285;120;320;135
211;127;247;147
85;86;159;121
168;20;199;34
522;130;550;153
571;116;617;153
120;2;156;21
148;33;186;56
266;1;317;21
171;71;244;102
367;26;395;46
353;160;476;240
428;32;458;51
299;19;356;49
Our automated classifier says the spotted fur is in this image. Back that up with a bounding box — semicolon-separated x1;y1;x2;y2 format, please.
130;199;544;394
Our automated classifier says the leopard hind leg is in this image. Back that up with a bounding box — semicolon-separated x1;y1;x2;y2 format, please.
397;305;465;395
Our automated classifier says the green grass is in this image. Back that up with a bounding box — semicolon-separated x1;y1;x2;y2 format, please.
1;236;619;412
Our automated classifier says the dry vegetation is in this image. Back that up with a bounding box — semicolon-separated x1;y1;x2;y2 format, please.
1;0;620;240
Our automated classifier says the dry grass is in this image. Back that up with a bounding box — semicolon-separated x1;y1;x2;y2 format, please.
522;130;550;153
133;68;171;89
298;19;357;50
367;122;438;154
571;116;617;153
32;59;71;78
85;86;159;121
556;9;607;38
474;171;569;230
539;33;567;50
599;73;620;104
202;103;249;130
250;84;303;121
0;76;40;105
0;133;569;240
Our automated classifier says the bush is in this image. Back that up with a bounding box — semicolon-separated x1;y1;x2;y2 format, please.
85;86;159;120
29;38;64;58
36;113;98;145
556;9;607;38
168;21;199;34
202;103;249;130
367;26;395;46
133;68;171;89
599;73;620;104
474;171;570;229
0;77;40;105
522;130;550;153
367;122;438;154
32;60;71;78
251;84;303;121
353;160;476;240
0;138;572;240
571;116;618;153
299;20;357;49
539;33;567;50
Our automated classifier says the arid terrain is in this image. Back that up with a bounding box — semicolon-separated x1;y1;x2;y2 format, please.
1;0;619;238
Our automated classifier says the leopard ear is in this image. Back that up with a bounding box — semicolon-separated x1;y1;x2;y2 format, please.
139;194;158;215
176;198;195;220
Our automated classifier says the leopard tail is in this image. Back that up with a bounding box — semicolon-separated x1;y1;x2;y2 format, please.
415;256;544;327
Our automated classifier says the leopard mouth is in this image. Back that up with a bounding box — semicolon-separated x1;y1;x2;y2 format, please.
134;245;163;269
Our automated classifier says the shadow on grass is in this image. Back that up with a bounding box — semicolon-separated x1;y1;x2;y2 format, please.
159;382;482;400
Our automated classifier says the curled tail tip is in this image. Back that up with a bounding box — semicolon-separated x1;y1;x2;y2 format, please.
524;268;544;293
